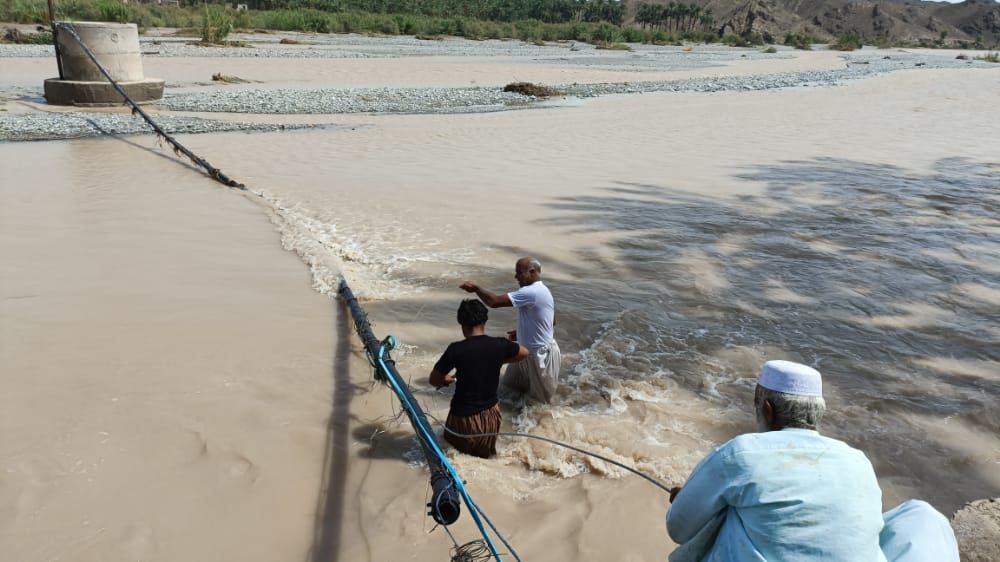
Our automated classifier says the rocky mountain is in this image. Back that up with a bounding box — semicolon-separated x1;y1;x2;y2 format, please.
629;0;1000;46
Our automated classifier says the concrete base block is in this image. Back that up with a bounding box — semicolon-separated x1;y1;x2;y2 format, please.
44;78;165;106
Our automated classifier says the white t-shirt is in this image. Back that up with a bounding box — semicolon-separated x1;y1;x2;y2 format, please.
507;281;555;351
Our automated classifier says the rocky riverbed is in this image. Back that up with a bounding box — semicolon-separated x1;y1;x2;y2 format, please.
0;34;995;142
158;53;987;115
0;111;344;141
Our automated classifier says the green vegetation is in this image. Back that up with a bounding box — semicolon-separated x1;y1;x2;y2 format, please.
201;4;233;43
722;33;765;47
830;34;863;51
95;0;130;23
0;0;732;47
975;51;999;63
6;0;48;23
4;0;997;51
634;2;714;32
762;46;777;53
783;32;822;50
247;0;627;25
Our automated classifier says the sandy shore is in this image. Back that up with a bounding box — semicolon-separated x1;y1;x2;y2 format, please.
2;33;998;561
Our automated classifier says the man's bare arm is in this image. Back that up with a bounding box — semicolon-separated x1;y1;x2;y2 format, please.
459;281;512;308
503;345;529;364
429;369;455;388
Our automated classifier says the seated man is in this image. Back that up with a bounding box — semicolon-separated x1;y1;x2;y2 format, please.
429;300;528;458
667;360;959;562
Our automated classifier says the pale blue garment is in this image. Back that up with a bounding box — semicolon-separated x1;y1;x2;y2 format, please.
666;428;888;562
880;500;959;562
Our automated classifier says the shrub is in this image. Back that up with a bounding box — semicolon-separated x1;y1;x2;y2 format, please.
683;30;718;44
376;16;399;35
96;0;129;23
831;34;863;51
621;26;645;43
867;35;894;49
650;30;675;45
722;34;758;47
201;5;233;44
762;46;777;53
8;0;47;23
590;22;621;44
784;32;814;50
304;11;331;33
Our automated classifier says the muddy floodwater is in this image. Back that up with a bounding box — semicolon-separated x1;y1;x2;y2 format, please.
1;34;998;561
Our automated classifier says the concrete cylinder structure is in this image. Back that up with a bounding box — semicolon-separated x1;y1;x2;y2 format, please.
56;22;145;82
44;21;164;106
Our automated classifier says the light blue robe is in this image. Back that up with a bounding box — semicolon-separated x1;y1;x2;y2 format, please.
666;428;958;562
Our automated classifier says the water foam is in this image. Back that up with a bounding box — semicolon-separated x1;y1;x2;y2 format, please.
252;189;473;300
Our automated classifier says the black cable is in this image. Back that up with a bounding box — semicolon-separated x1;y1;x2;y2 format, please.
437;490;497;562
451;540;493;562
428;413;675;495
467;498;522;562
56;23;246;189
50;28;525;562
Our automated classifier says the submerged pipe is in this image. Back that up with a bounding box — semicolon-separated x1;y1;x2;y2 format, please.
338;279;461;526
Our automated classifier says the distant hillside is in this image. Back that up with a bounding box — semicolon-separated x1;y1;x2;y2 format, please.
626;0;1000;46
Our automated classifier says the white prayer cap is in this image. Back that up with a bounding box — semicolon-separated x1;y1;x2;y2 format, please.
758;360;823;397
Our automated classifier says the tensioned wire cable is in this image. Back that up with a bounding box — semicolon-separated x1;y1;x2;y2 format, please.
422;412;675;495
56;27;521;559
55;24;670;553
56;23;246;189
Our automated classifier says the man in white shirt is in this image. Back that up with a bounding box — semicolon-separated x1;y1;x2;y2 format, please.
460;257;560;403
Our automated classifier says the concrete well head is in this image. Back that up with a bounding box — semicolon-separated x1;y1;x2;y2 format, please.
44;21;164;106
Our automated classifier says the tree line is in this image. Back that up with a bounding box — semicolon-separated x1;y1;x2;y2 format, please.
184;0;626;25
635;2;714;33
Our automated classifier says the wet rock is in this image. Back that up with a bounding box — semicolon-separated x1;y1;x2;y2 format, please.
952;498;1000;562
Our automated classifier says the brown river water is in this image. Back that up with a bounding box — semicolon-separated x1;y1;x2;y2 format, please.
1;53;998;561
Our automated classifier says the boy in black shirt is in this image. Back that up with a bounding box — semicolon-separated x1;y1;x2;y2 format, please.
430;300;528;458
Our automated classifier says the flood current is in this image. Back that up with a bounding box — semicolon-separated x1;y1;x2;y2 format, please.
2;58;997;562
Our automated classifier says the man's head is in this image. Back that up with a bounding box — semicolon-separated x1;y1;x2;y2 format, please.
457;299;488;333
514;256;542;287
753;360;826;432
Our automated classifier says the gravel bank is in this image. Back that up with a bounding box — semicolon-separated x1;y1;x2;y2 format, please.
2;39;992;142
1;33;781;65
161;53;989;115
0;112;338;141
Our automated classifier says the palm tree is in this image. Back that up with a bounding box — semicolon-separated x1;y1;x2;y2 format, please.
687;4;701;32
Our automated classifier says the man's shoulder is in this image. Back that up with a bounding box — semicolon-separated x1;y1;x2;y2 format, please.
485;334;514;346
522;281;552;300
455;335;512;349
722;429;865;458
